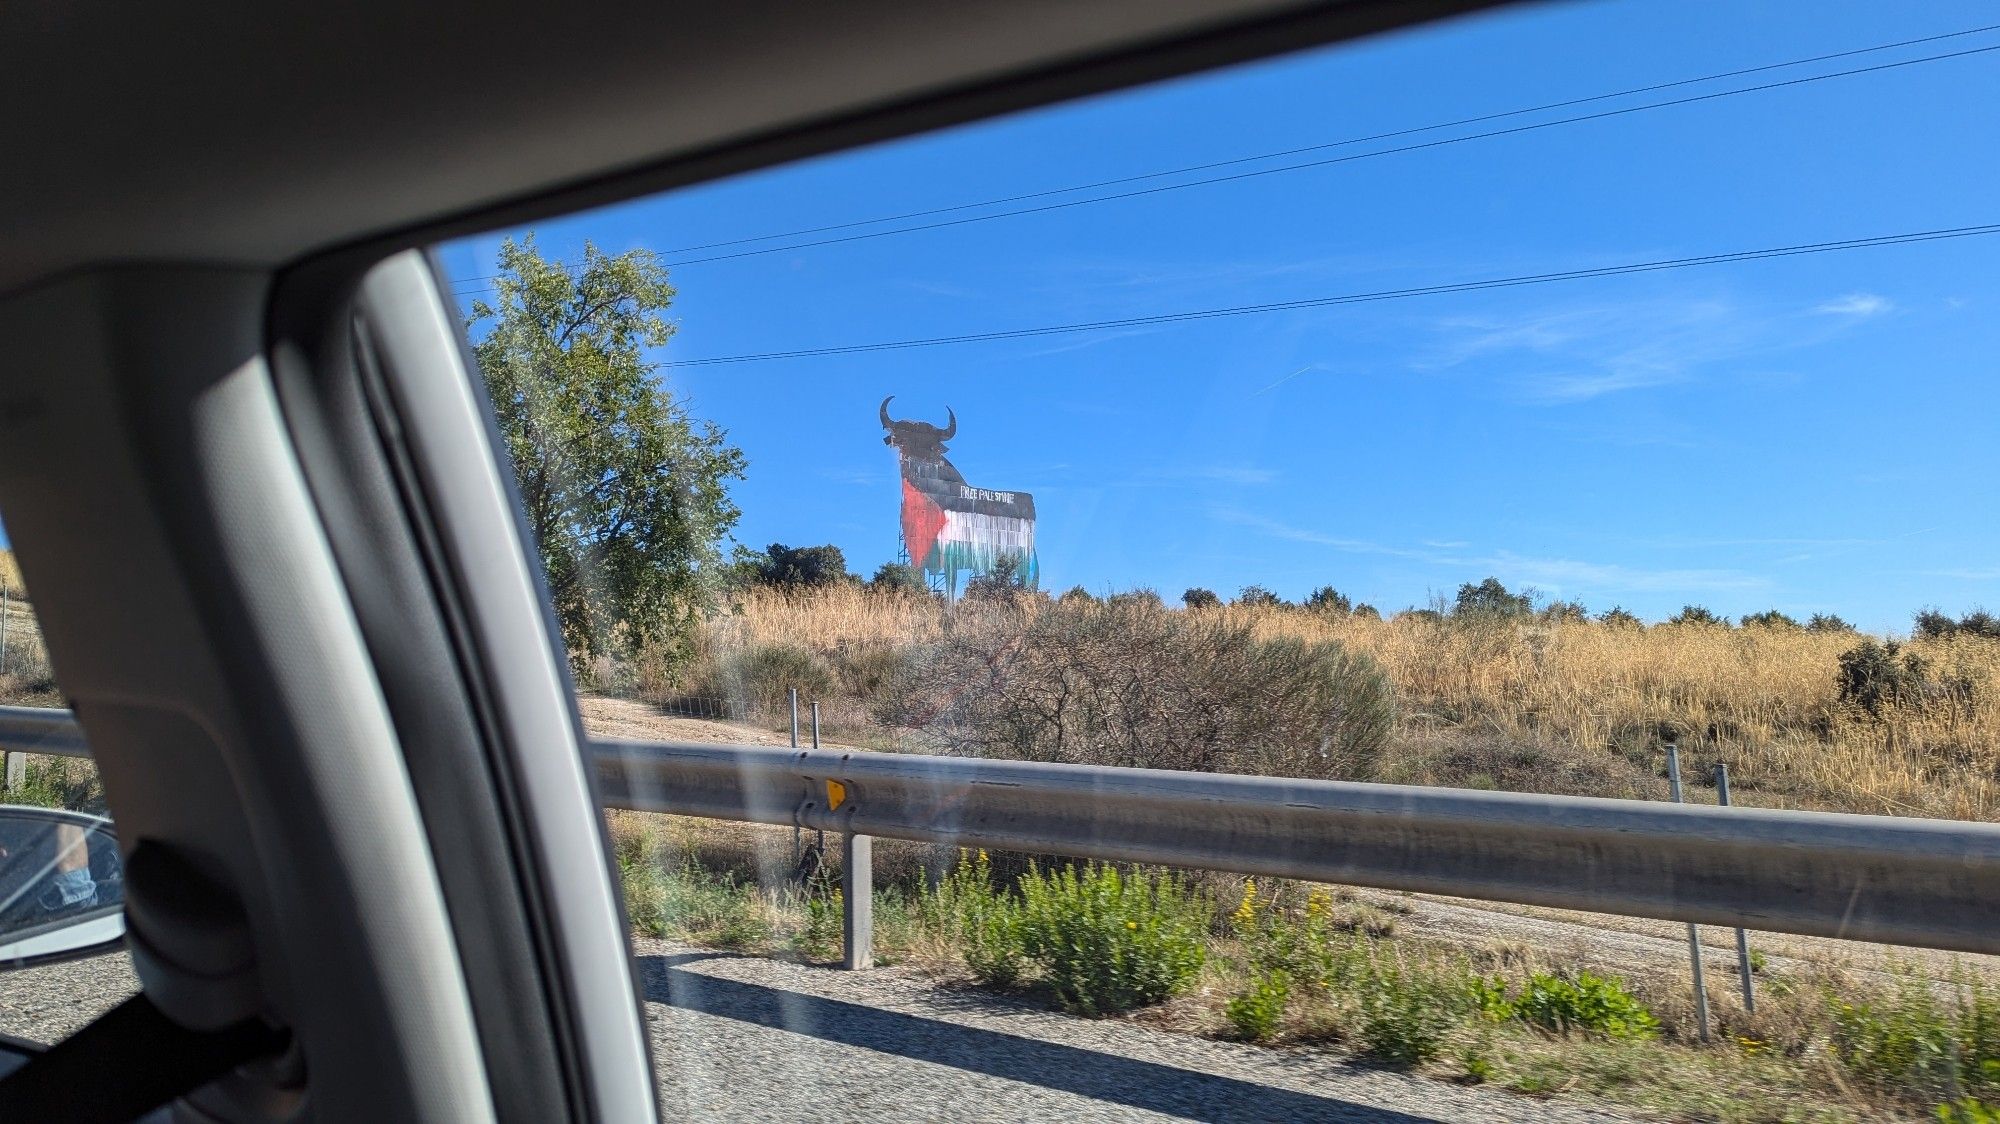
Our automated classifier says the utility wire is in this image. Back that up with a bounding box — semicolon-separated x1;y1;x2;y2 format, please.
452;25;2000;290
656;222;2000;367
654;43;2000;268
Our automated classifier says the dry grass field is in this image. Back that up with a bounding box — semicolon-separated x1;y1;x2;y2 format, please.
694;585;2000;823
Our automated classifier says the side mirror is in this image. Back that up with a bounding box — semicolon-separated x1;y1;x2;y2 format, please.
0;806;123;968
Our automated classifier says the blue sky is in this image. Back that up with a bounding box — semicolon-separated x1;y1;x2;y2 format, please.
440;0;2000;633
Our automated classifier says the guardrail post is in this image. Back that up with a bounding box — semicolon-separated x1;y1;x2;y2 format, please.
2;751;21;793
1667;744;1711;1042
1714;762;1755;1013
843;831;873;970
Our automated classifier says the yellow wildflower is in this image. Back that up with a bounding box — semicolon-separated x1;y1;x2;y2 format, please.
1232;879;1260;931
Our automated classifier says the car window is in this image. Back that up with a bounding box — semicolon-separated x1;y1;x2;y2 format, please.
0;520;135;1041
444;5;2000;1120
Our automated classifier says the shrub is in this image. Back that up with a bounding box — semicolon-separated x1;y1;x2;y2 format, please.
616;838;771;951
1741;609;1799;629
1598;606;1643;629
739;542;855;589
882;597;1396;779
1182;587;1221;611
1226;968;1292;1042
1807;612;1853;633
793;889;844;962
1305;586;1352;615
1057;585;1096;605
1939;1089;2000;1124
1918;609;1962;640
1356;957;1463;1065
719;642;834;716
1668;605;1726;627
1509;971;1660;1040
1831;969;2000;1106
1837;638;1931;721
931;850;1027;987
1016;863;1207;1015
1352;603;1381;621
869;562;927;593
1541;600;1589;624
963;553;1030;601
1237;585;1285;608
1453;578;1531;621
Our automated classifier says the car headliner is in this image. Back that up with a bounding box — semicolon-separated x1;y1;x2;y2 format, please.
0;0;1507;298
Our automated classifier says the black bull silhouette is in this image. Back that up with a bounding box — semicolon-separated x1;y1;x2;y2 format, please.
880;397;1038;592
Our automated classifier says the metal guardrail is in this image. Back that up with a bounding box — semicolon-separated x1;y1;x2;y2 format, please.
0;706;91;758
11;706;2000;959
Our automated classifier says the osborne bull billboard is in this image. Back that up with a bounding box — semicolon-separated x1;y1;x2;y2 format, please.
881;397;1038;595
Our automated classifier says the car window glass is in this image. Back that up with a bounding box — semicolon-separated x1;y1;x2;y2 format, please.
439;4;1996;1117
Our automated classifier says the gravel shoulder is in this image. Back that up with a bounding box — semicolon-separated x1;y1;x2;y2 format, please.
0;942;1649;1122
636;937;1643;1123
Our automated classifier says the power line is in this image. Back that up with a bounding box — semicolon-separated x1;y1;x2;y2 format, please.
451;25;2000;290
656;222;2000;367
657;22;2000;256
653;42;2000;268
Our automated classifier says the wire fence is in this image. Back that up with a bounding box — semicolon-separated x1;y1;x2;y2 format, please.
645;694;750;722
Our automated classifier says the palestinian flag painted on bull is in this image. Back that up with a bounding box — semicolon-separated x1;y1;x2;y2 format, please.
881;397;1038;594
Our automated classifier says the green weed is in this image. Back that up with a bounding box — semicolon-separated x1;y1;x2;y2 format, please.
1016;862;1207;1015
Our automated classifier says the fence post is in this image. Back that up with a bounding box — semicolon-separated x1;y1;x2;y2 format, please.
1714;762;1756;1013
788;689;799;749
1667;744;1711;1043
1;752;19;794
1;579;11;675
843;831;873;970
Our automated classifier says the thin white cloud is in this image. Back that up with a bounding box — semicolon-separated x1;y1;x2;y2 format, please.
1518;365;1682;403
1927;567;2000;582
1814;293;1892;318
1422;296;1754;405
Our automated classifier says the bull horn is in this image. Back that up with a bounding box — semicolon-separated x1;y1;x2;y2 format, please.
879;396;896;430
940;407;956;441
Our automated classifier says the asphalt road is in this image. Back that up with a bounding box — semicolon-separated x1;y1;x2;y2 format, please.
0;944;1638;1122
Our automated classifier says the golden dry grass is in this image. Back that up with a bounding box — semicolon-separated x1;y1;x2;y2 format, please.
711;588;2000;822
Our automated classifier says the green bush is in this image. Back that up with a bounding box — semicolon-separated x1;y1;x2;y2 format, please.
1832;970;2000;1106
618;853;770;950
792;889;843;962
1509;971;1660;1040
1226;968;1291;1042
1231;883;1365;994
1016;863;1207;1015
1355;957;1462;1065
930;850;1027;986
723;642;834;716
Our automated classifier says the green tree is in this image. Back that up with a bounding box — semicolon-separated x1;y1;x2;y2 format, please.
1598;606;1642;628
1453;578;1531;621
1237;585;1285;608
963;553;1029;601
470;235;745;677
740;543;854;588
1807;612;1853;633
869;563;927;594
1304;586;1353;615
1667;605;1727;627
1741;609;1800;629
1182;587;1221;611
